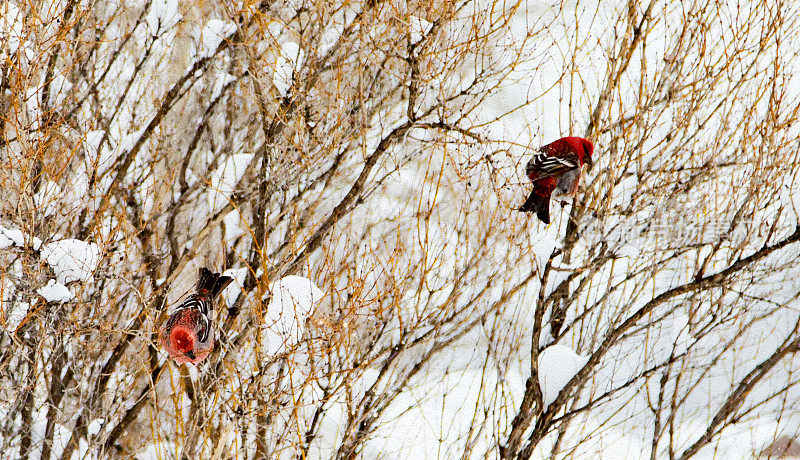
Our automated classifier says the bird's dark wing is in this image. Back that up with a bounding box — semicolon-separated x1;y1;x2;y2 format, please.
525;150;580;179
177;295;212;316
197;311;211;342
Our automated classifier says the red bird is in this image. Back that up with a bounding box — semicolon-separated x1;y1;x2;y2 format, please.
519;136;594;224
159;268;232;365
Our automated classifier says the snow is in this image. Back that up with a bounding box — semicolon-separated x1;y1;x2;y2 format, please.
0;0;796;457
671;312;691;355
31;387;48;460
538;344;590;406
82;130;117;176
363;358;499;458
221;267;249;308
207;153;255;213
273;42;305;97
36;279;73;303
318;22;344;58
33;181;63;217
317;7;358;57
0;225;23;248
50;423;71;460
25;87;43;134
2;301;27;333
87;418;105;437
409;16;433;44
145;0;182;36
264;276;323;354
41;239;101;284
211;72;237;100
198;19;236;58
1;278;13;304
46;74;73;108
530;225;560;269
223;210;246;245
779;179;800;225
136;442;178;459
0;224;42;249
0;2;23;56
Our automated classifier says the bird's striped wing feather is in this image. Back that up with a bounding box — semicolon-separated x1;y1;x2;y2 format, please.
197;312;211;342
169;295;213;342
526;151;580;178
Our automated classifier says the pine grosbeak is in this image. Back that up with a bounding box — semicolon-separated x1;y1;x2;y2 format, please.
159;268;233;364
519;136;594;224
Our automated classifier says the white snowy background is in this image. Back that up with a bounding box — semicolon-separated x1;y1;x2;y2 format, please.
1;0;800;459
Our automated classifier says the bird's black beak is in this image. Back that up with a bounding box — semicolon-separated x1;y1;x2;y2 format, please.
186;350;196;360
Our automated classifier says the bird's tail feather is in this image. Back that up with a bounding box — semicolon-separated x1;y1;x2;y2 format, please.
519;191;551;224
197;268;234;299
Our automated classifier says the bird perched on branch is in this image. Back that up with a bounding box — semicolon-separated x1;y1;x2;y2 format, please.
519;136;594;224
159;268;233;365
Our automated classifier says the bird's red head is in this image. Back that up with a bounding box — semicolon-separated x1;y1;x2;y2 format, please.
170;327;195;354
581;138;594;169
555;136;594;168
